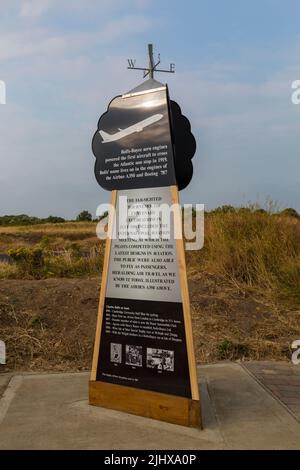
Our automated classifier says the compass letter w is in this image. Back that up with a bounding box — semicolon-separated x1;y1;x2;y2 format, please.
127;59;136;68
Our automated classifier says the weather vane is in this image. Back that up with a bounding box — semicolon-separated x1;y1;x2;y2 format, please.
127;43;175;79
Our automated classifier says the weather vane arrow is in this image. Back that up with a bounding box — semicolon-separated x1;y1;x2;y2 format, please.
127;43;175;79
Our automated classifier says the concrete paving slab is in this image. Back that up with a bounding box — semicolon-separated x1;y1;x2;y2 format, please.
0;373;12;398
244;361;300;421
0;363;299;450
200;363;300;449
0;372;221;450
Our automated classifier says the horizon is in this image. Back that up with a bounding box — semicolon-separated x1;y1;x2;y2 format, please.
1;202;299;221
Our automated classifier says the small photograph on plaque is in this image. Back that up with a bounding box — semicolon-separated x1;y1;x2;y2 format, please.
125;345;142;367
146;348;174;371
110;343;122;364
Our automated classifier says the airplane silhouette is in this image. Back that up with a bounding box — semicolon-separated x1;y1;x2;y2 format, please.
99;113;163;143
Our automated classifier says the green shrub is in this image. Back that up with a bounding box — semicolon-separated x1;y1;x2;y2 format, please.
68;243;81;260
217;339;249;360
45;247;103;277
279;208;299;219
211;205;236;215
0;214;65;226
39;236;50;249
8;247;45;278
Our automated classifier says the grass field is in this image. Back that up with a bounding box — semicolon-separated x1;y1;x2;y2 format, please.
0;221;97;252
187;209;300;308
0;209;299;307
0;221;103;279
0;208;299;370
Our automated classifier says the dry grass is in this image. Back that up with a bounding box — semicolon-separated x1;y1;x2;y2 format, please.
0;278;98;371
186;211;300;308
1;276;299;371
1;211;299;305
0;221;95;234
0;221;97;252
190;275;300;363
3;246;104;279
0;262;18;279
0;210;299;370
0;221;104;278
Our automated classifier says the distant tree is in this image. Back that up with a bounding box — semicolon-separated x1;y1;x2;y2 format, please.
237;207;251;214
45;215;65;224
76;210;92;222
212;205;235;214
0;214;66;226
279;208;299;219
255;208;267;215
0;214;39;226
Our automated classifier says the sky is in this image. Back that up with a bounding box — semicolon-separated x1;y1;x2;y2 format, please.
0;0;300;218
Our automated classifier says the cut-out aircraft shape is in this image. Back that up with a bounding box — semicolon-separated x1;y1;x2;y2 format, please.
99;113;163;143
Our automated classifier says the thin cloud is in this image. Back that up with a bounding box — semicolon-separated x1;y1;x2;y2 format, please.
0;14;162;61
20;0;55;19
18;0;151;20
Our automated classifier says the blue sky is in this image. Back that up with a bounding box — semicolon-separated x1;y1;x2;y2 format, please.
0;0;300;217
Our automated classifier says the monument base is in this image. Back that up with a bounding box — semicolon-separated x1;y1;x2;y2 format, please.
89;381;202;428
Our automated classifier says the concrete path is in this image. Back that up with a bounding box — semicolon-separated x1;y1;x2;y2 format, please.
0;363;299;450
244;361;300;421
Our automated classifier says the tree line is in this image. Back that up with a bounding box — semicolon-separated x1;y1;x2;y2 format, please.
0;211;94;226
0;206;298;227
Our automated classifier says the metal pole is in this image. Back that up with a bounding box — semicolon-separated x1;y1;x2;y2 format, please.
148;43;154;79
